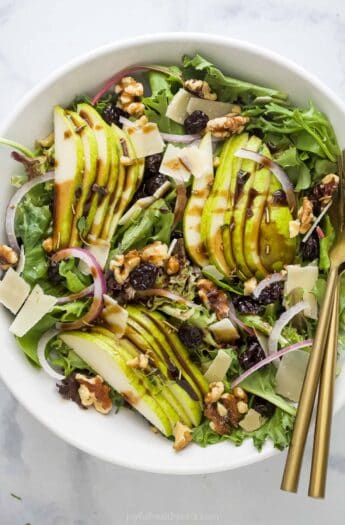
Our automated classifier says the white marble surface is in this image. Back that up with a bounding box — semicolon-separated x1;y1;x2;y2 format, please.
1;0;345;523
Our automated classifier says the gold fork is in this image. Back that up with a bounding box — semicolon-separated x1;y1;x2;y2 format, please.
281;151;345;496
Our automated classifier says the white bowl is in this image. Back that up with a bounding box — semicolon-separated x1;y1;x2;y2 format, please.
1;33;344;475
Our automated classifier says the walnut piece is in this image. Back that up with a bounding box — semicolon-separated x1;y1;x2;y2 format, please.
297;197;315;234
205;392;241;435
205;381;224;404
184;79;217;100
76;374;113;414
140;241;168;267
115;76;145;117
197;279;230;319
0;244;18;270
233;386;248;402
110;251;141;284
126;353;149;370
206;113;250;138
166;255;180;275
173;421;193;451
42;237;53;253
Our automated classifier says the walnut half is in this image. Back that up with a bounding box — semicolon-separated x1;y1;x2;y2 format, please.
115;76;145;117
75;374;113;414
206;113;250;138
173;421;193;451
0;244;18;270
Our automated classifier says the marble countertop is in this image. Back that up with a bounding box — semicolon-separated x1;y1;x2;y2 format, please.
1;0;345;523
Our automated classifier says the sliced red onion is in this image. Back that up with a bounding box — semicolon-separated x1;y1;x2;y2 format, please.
231;339;313;388
302;201;332;243
160;132;201;144
135;288;198;308
55;284;95;305
316;225;325;239
91;65;182;105
253;272;286;299
52;248;106;330
228;298;254;335
234;148;296;212
173;178;187;229
37;329;65;380
268;301;309;355
5;172;54;252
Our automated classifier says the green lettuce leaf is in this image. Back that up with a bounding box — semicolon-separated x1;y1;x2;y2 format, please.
58;258;91;293
239;366;296;416
275;146;311;190
15;182;53;285
183;54;287;104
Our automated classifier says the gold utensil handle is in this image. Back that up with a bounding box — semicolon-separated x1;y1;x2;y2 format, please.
281;264;339;493
308;279;340;498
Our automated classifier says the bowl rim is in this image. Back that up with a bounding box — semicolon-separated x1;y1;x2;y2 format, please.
1;31;345;474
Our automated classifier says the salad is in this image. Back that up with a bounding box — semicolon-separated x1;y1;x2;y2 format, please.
0;53;343;453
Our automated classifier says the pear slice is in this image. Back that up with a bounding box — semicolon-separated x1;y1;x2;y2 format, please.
60;331;172;436
52;106;84;249
183;132;214;267
101;124;144;241
201;133;248;276
259;170;296;273
67;111;98;246
231;135;262;279
77;103;112;233
125;316;202;426
243;144;272;279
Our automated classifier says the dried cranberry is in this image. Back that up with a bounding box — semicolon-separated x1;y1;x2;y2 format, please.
57;373;84;408
145;154;163;175
257;281;284;305
252;396;275;418
301;232;319;262
144;173;168;196
250;128;265;139
233;296;263;315
238;339;265;370
178;324;203;348
272;189;287;205
129;263;158;290
48;261;64;284
103;104;129;126
184;110;209;134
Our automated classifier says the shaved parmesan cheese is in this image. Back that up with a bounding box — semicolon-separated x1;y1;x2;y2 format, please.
0;268;30;314
160;144;212;182
126;122;164;158
275;350;309;402
284;265;318;319
204;349;232;382
10;285;57;337
86;235;110;270
209;318;240;342
102;294;128;338
187;97;235;120
166;89;192;124
239;409;266;432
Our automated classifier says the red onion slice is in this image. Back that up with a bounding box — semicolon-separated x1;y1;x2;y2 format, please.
91;65;182;105
268;301;309;355
316;226;325;239
52;248;106;330
231;339;313;388
302;201;332;243
252;273;285;299
37;328;65;380
173;178;187;229
234;148;296;212
135;288;198;308
5;172;54;252
55;284;95;305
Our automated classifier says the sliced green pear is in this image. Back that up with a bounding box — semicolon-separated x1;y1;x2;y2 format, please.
125;316;202;426
259;173;296;273
90;126;120;237
67;110;98;246
77;103;112;233
100;124;144;241
243;144;272;279
52;106;84;249
60;331;172;436
201;133;249;276
230;135;262;278
183;132;214;267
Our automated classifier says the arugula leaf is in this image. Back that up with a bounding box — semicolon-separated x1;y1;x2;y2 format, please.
319;215;335;271
239;366;296;416
114;198;173;253
143;72;184;134
15;182;53;285
183;54;287;104
275;146;311;190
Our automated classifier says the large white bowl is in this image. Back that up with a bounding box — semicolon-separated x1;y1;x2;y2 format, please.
1;33;344;475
